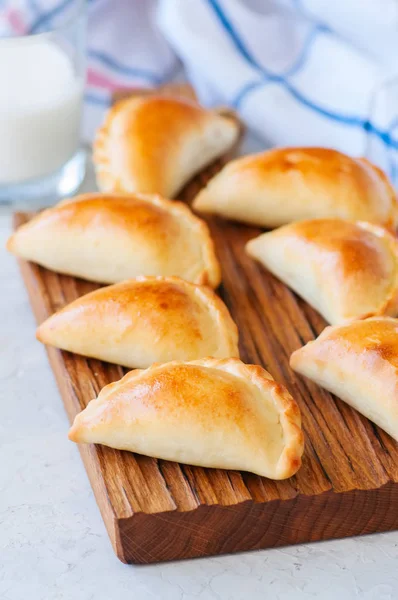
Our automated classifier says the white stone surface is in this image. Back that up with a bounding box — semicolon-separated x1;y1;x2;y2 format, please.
1;156;398;599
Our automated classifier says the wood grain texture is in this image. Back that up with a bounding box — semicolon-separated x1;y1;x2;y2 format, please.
15;210;398;563
13;87;398;564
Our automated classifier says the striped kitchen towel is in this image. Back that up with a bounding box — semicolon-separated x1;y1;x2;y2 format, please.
2;0;398;181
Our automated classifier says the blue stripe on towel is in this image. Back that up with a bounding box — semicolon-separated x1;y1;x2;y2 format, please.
207;0;398;149
88;49;164;84
291;0;305;11
26;0;41;17
29;0;75;33
387;118;398;178
232;23;329;107
290;0;322;24
388;117;398;135
206;0;262;70
85;92;110;107
283;24;328;77
232;77;282;109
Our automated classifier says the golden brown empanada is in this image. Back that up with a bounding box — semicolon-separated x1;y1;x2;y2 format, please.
290;317;398;441
69;358;304;479
7;193;221;287
37;276;239;368
93;95;239;197
193;147;398;229
246;219;398;325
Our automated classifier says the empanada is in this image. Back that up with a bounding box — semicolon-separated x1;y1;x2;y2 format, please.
290;317;398;440
246;219;398;325
93;95;239;197
193;147;397;229
7;193;221;287
69;358;304;479
37;276;239;368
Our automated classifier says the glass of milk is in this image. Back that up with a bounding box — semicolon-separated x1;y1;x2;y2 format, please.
0;1;86;207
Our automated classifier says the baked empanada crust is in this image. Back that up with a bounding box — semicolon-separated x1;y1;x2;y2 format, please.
69;358;304;480
193;148;398;229
246;219;398;325
7;193;221;287
37;276;239;368
93;95;239;197
290;317;398;440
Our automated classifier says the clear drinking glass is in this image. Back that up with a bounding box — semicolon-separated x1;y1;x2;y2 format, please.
0;1;86;207
365;74;398;188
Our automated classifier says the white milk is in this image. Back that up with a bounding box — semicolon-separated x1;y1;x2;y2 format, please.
0;37;83;184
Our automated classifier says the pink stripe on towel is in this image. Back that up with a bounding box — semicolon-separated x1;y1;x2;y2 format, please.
3;8;26;35
87;68;149;93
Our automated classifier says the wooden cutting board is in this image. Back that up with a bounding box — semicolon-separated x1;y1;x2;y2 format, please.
13;89;398;565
